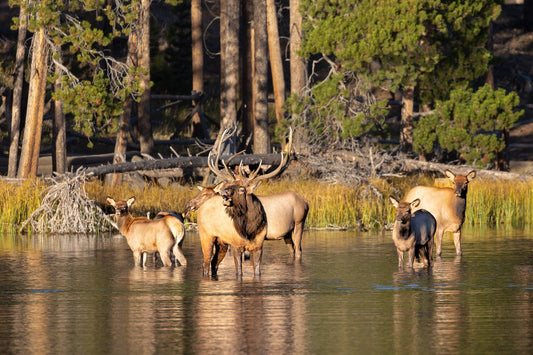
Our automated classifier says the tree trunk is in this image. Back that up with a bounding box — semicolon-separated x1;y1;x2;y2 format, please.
400;85;414;153
109;27;139;186
253;0;270;154
137;0;154;155
524;0;533;32
8;6;27;178
86;154;287;177
219;0;227;126
289;0;307;154
191;0;208;139
53;65;66;174
266;0;285;125
241;0;254;149
18;28;48;178
485;20;494;89
289;0;306;96
219;0;240;154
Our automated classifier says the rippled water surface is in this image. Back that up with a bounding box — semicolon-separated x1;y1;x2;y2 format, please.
0;230;532;354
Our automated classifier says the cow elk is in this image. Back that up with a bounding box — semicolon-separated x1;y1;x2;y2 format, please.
196;129;294;279
107;197;187;267
390;196;436;269
185;184;309;260
403;170;476;256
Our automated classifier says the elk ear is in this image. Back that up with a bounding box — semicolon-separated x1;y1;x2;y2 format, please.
197;186;204;191
213;182;225;193
127;197;136;207
411;199;421;208
389;196;399;208
445;170;456;181
247;180;262;193
467;170;477;181
106;197;116;206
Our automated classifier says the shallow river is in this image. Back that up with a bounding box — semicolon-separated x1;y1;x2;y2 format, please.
0;229;532;354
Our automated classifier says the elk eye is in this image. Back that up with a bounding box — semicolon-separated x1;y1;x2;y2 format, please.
239;187;246;193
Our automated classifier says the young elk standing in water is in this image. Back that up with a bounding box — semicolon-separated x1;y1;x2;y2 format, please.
389;196;436;269
403;170;476;256
107;197;186;267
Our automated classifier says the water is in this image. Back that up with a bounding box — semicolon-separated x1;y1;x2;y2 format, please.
0;230;532;354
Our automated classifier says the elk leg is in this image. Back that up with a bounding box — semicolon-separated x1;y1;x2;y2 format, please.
251;247;263;280
453;231;462;256
200;236;214;277
397;249;404;269
211;242;228;276
293;223;304;260
160;248;173;267
408;248;415;268
283;235;296;258
435;228;444;257
133;250;142;267
173;240;187;266
233;249;243;280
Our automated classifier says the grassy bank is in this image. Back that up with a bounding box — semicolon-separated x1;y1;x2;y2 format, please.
1;175;532;233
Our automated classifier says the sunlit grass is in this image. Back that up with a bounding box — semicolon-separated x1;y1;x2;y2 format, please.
0;179;45;232
1;174;532;233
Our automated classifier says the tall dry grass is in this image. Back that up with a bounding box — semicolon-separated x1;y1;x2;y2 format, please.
1;174;532;232
0;180;45;231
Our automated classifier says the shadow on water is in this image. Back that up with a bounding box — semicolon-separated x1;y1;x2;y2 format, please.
0;230;532;353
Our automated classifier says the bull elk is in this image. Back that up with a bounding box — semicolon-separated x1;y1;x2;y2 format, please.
185;184;309;260
107;197;187;267
403;170;476;256
389;196;436;269
196;129;294;279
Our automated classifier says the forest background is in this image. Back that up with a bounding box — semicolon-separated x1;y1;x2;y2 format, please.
0;0;532;233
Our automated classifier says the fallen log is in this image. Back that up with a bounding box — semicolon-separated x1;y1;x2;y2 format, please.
402;159;533;181
83;154;286;177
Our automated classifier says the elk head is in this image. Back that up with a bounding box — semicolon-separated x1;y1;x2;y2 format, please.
389;196;420;224
184;183;221;214
445;170;476;198
107;196;136;217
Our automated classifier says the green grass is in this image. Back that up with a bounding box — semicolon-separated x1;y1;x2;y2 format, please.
1;175;533;233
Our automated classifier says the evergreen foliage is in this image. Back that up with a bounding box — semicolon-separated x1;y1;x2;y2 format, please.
9;0;144;141
296;0;503;152
413;84;523;167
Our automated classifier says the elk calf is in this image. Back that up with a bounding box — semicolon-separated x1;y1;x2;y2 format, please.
390;196;436;269
107;197;186;267
403;170;476;256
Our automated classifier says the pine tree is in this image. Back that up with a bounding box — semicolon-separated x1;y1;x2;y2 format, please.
299;0;501;151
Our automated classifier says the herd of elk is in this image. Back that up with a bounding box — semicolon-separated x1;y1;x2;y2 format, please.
105;125;477;276
107;197;187;267
389;196;436;269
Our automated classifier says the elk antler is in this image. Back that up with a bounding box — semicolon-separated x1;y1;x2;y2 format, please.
247;127;293;183
208;128;236;181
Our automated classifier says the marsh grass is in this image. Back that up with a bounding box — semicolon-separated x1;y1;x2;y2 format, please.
0;180;45;232
1;174;532;233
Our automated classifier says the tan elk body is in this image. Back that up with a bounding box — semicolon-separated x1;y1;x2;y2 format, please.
107;197;186;267
390;196;436;269
403;170;476;256
196;128;294;279
186;185;309;259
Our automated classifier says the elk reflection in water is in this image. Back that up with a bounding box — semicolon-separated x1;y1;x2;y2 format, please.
0;231;532;354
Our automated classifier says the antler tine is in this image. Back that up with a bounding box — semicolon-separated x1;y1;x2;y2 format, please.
207;128;235;181
251;127;293;182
